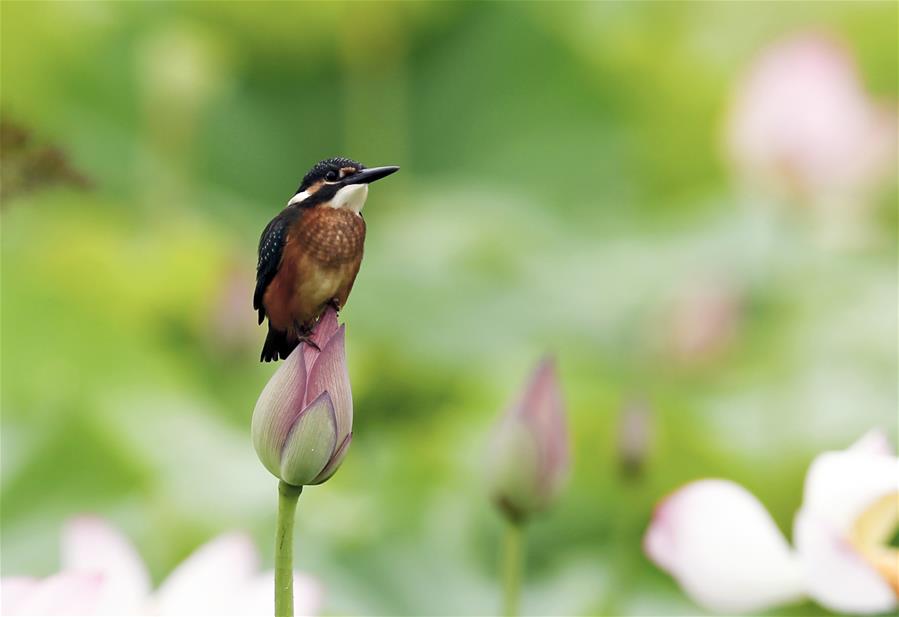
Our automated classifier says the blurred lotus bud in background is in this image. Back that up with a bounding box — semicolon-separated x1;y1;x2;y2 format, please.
252;308;353;487
663;279;742;367
725;32;897;243
487;358;569;523
616;398;654;479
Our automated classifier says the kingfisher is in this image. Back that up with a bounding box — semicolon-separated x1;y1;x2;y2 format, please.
254;157;399;362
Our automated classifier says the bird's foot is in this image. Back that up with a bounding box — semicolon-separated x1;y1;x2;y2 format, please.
294;322;321;351
298;334;320;351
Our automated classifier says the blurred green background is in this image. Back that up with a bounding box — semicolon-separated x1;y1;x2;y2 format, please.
1;2;896;615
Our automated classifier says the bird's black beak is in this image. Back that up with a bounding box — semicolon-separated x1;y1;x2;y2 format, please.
343;166;400;185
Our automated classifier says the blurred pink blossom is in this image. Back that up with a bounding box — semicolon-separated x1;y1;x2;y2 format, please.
644;430;898;614
1;574;104;617
726;33;896;210
664;280;742;366
0;517;322;616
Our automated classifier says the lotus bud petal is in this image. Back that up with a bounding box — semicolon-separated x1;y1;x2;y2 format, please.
251;307;353;486
487;357;569;522
277;391;337;486
311;433;352;485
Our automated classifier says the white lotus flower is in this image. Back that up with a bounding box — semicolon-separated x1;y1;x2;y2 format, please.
1;517;322;616
644;430;898;614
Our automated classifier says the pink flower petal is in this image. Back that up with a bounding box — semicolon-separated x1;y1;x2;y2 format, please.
153;533;259;616
311;432;352;485
310;307;339;350
1;578;38;615
644;479;804;614
3;572;105;616
304;325;352;440
252;345;308;478
302;307;340;371
60;516;151;614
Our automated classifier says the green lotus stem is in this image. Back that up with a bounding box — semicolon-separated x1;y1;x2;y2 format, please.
502;521;525;617
275;481;302;617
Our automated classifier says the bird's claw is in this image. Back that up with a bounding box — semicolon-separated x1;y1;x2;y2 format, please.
298;333;320;351
294;321;321;351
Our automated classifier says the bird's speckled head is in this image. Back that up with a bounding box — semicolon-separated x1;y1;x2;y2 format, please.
298;157;364;193
287;157;399;213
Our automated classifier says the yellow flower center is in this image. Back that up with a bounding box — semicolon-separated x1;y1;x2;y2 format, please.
851;491;899;596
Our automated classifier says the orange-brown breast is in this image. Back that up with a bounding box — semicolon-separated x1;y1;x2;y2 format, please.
262;207;366;335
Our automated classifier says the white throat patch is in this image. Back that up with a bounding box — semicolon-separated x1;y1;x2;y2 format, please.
331;183;369;213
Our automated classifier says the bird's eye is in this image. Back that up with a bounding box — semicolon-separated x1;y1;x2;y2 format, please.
325;170;339;182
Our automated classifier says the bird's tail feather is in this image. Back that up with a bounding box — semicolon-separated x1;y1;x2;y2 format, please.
260;326;298;362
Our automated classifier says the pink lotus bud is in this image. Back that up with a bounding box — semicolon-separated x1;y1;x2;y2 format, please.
487;358;569;522
252;308;352;486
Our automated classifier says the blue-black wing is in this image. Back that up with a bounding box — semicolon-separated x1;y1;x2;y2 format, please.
253;214;289;324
